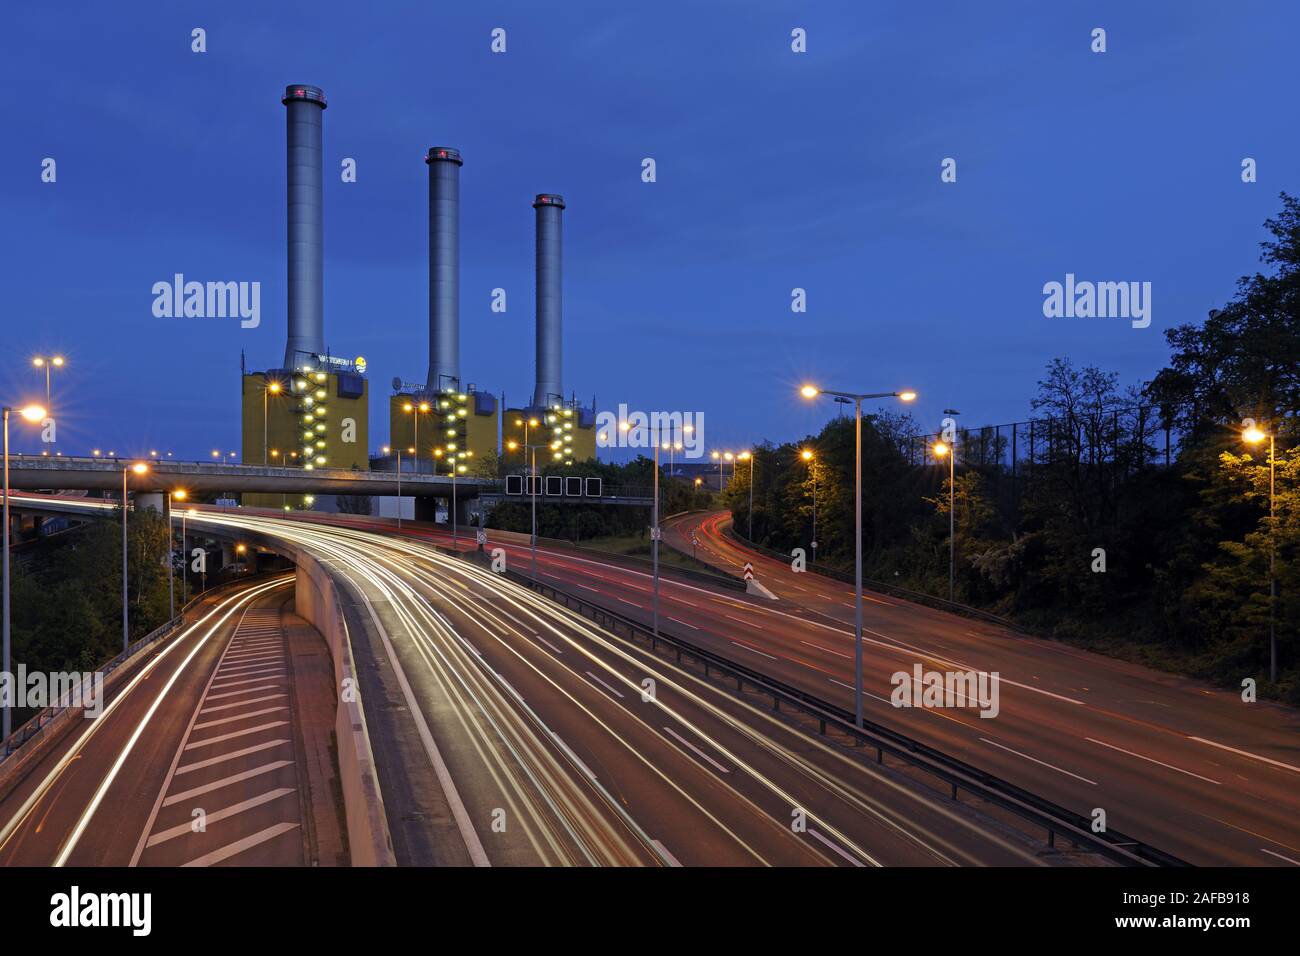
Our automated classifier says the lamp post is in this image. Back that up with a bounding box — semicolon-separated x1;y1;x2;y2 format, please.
739;451;754;541
801;384;917;728
404;401;430;474
167;489;187;619
122;461;148;652
513;416;542;578
801;449;817;566
262;380;282;464
31;356;63;453
181;506;196;596
3;403;46;740
932;440;956;603
1243;425;1278;683
382;445;414;529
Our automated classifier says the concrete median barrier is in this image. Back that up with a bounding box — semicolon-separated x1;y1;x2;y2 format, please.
294;550;397;867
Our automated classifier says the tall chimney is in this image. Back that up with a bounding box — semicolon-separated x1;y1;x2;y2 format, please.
281;84;327;369
532;193;564;409
425;147;462;392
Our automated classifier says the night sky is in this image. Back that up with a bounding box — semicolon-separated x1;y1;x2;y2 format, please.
2;1;1296;460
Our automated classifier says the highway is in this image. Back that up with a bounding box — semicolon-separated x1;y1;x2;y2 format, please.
0;575;345;866
289;507;1300;866
174;509;1063;866
655;510;1300;866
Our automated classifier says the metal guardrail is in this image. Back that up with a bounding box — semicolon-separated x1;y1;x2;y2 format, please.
493;562;1188;868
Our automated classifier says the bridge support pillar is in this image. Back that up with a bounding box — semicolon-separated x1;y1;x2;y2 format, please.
135;492;165;513
413;496;438;523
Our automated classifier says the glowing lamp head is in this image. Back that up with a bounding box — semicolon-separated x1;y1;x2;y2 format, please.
1243;426;1267;445
898;391;918;402
800;449;813;461
18;405;46;423
131;463;148;475
933;441;950;457
173;489;187;500
800;385;820;399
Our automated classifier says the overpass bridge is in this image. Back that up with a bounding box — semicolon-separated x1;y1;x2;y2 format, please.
3;456;654;518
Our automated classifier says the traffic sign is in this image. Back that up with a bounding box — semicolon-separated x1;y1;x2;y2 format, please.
743;562;754;581
650;527;662;541
475;530;487;546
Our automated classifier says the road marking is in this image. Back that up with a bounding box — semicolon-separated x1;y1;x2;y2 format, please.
808;827;865;867
220;650;282;664
730;641;777;661
148;787;297;847
1261;848;1300;866
200;693;285;714
662;726;730;773
181;822;300;867
533;634;564;655
163;761;295;806
979;738;1096;785
192;706;287;731
204;682;283;700
801;639;850;659
209;674;285;691
176;739;291;775
584;670;626;699
668;616;699;630
184;720;289;750
1085;737;1220;785
725;614;762;629
216;660;284;675
828;678;892;705
1189;736;1300;775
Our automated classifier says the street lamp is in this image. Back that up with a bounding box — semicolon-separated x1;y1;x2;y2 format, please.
262;379;283;464
167;489;188;619
519;417;542;578
122;461;149;652
404;401;431;474
3;403;46;740
738;451;754;541
800;449;817;566
932;440;956;602
1243;425;1277;683
32;356;64;452
801;383;917;727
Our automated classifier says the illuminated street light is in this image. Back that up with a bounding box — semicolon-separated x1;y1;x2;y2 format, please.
800;383;918;728
799;449;818;566
932;438;956;602
1243;425;1278;682
122;461;149;652
31;356;64;451
166;489;189;618
2;402;47;737
262;378;284;465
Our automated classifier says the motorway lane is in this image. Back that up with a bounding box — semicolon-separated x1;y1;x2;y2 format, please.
660;511;1300;866
190;511;1056;866
0;576;328;866
329;510;1300;865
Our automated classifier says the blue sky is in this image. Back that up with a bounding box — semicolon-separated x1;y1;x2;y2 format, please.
2;1;1296;459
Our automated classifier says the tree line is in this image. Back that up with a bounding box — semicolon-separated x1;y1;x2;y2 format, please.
722;194;1300;703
